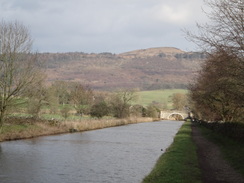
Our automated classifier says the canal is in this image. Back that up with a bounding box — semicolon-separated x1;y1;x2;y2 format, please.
0;120;183;183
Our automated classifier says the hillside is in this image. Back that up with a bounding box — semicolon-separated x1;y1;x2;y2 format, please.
40;47;205;90
119;47;184;58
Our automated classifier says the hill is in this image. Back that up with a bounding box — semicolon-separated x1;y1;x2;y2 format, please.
40;47;205;90
119;47;184;58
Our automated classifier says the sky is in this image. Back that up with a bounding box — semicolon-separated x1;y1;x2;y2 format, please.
0;0;209;53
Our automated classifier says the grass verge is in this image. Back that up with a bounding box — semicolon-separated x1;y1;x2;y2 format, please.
143;122;202;183
199;125;244;176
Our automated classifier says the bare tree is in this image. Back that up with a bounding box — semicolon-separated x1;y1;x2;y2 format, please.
186;0;244;57
50;81;71;105
0;20;44;130
110;89;138;118
171;93;188;110
70;83;94;116
26;79;47;119
186;0;244;122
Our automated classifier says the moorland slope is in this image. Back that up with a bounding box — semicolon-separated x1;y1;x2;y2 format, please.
40;47;205;90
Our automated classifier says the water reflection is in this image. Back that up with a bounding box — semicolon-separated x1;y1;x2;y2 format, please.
0;121;183;183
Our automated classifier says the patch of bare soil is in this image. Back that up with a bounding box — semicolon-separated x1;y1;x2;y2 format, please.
191;123;244;183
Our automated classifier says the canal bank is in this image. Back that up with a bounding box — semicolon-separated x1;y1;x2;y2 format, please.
0;117;154;142
143;121;201;183
143;121;244;183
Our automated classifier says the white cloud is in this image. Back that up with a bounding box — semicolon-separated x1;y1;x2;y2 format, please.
151;0;207;25
0;0;208;53
153;5;190;24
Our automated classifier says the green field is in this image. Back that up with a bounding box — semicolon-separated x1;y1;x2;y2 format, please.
136;89;188;107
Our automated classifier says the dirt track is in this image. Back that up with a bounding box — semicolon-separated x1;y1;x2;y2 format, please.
191;123;244;183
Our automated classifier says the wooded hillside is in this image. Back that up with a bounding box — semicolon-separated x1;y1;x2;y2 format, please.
40;47;205;90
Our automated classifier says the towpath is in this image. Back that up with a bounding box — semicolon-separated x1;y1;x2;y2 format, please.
191;123;244;183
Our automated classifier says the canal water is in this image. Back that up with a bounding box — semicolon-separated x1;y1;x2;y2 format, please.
0;120;183;183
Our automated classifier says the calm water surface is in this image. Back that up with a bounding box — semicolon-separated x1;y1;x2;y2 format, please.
0;120;183;183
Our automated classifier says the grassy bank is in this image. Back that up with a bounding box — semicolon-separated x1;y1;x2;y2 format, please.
143;122;201;183
0;117;154;142
199;125;244;176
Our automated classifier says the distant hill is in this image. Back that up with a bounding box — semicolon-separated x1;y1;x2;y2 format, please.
40;47;205;90
119;47;184;58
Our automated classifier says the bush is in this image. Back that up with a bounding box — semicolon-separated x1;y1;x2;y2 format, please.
145;105;159;118
60;105;71;119
90;101;110;118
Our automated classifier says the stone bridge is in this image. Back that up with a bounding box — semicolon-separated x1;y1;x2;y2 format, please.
159;110;189;120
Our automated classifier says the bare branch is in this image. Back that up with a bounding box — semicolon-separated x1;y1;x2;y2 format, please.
0;20;44;129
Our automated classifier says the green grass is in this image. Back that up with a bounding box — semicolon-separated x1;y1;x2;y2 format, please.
199;125;244;176
1;123;40;134
143;122;201;183
2;124;28;133
137;89;188;107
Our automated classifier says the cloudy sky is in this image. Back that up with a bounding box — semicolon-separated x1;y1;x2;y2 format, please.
0;0;209;53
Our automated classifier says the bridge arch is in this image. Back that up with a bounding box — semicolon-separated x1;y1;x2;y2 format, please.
160;110;188;120
167;113;185;120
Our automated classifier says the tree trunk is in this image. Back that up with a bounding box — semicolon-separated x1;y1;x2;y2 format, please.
0;109;6;133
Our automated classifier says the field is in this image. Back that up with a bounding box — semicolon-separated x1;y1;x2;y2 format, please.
136;89;188;107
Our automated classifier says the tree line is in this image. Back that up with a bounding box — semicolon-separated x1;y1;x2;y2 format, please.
26;81;143;119
20;81;187;121
187;0;244;123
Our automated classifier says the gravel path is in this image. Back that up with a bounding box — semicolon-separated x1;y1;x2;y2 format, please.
191;123;244;183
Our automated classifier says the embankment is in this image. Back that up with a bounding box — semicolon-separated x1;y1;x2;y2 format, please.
143;121;201;183
0;117;154;142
